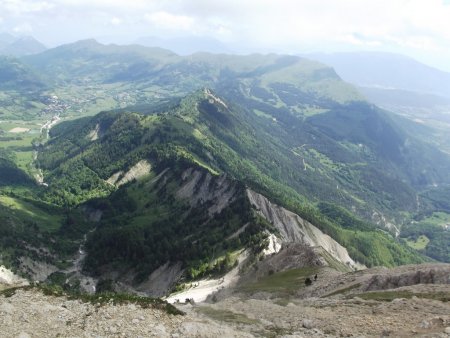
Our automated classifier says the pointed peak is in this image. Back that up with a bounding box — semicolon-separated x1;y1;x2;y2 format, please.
74;38;101;47
178;88;230;113
172;89;234;127
202;88;229;110
0;32;16;44
61;39;102;51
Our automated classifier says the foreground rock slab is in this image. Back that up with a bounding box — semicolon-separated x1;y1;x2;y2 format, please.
1;263;450;337
0;288;249;337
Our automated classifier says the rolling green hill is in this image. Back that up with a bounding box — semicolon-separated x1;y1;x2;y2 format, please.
0;56;46;92
0;158;33;187
0;191;92;274
21;39;179;85
0;55;48;120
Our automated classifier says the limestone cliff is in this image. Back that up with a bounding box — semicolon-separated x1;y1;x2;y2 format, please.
247;189;364;270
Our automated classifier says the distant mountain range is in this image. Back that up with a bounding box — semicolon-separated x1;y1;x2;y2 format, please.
309;51;450;115
0;33;46;56
135;36;232;55
309;52;450;98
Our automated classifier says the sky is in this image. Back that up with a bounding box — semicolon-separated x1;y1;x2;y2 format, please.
1;0;450;71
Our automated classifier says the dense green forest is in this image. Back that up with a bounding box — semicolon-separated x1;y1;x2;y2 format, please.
83;170;271;282
0;191;92;273
401;222;449;262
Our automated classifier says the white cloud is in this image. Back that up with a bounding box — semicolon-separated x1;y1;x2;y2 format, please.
337;34;382;47
144;11;195;31
0;0;449;69
57;0;150;10
13;22;33;34
2;0;54;14
223;0;450;52
2;0;449;51
110;17;123;26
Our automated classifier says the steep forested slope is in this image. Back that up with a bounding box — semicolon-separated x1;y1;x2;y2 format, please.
36;90;426;280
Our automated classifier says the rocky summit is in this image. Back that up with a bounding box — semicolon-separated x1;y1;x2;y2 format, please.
1;263;449;337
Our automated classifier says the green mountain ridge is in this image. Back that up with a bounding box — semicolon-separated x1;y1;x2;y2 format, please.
30;90;426;277
39;89;441;217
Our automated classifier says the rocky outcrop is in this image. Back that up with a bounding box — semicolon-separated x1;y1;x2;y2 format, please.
0;288;184;338
247;189;362;270
177;168;239;216
18;257;58;282
135;262;184;297
86;123;100;141
106;160;151;186
364;264;450;291
237;243;326;284
0;266;28;288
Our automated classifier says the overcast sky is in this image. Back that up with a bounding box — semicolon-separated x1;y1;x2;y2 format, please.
1;0;450;71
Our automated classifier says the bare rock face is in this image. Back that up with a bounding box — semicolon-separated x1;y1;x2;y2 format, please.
86;123;100;141
177;168;239;216
0;266;28;287
106;160;152;186
17;258;58;282
135;262;184;297
240;243;325;283
364;265;450;291
246;189;362;270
